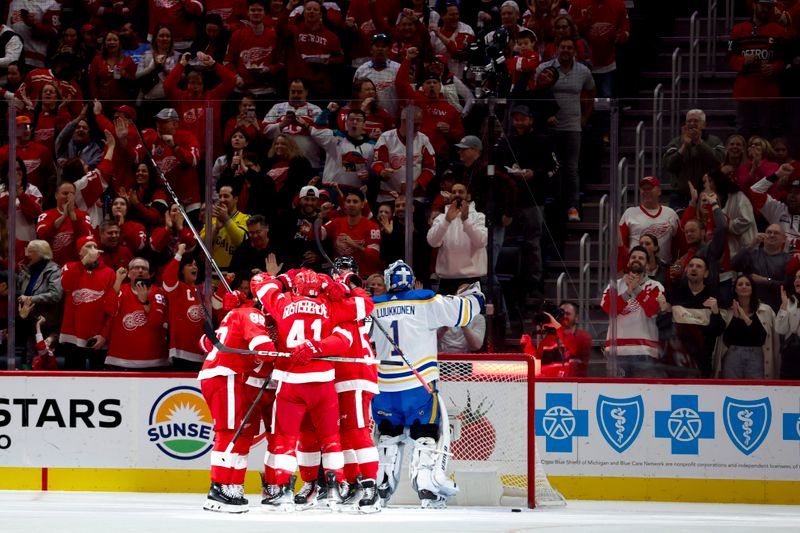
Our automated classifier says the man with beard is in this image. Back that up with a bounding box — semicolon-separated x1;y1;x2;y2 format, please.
55;115;103;171
662;256;725;378
601;245;666;377
320;189;381;276
229;214;285;276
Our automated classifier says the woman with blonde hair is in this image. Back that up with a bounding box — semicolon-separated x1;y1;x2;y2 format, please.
16;239;64;361
721;133;746;177
265;134;313;216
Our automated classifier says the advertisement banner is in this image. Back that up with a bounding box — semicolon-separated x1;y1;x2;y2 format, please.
535;382;800;481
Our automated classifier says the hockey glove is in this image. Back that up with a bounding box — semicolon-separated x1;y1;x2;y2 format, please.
325;280;350;302
222;290;249;311
291;339;322;366
338;271;362;288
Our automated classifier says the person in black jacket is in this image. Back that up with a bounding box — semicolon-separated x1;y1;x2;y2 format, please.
495;104;558;297
228;215;285;277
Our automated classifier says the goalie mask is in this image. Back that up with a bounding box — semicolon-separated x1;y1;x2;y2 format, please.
385;260;415;292
293;268;322;297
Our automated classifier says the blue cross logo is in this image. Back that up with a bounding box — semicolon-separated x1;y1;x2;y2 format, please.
655;395;714;455
535;393;589;453
783;412;800;442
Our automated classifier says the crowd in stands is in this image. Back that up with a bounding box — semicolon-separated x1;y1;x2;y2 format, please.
0;1;798;379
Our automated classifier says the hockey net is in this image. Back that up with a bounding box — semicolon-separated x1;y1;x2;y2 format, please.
436;354;565;508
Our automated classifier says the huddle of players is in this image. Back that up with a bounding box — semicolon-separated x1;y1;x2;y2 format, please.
197;257;485;514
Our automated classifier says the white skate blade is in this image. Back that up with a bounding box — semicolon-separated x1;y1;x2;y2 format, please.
357;502;382;514
294;499;320;512
203;499;249;514
261;502;294;513
420;498;447;510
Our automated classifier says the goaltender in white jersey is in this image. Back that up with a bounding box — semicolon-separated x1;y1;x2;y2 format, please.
370;260;484;509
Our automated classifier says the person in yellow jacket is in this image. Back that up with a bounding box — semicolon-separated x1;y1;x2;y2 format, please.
200;178;249;269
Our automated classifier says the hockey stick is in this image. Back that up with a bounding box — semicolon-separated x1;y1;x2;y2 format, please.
131;123;232;293
312;219;433;393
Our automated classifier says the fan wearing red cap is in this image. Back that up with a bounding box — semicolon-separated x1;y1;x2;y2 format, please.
617;176;680;272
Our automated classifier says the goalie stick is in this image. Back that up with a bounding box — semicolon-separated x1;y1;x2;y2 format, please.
312;219;434;394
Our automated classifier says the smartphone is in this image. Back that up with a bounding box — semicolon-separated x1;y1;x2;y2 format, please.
86;338;97;348
247;106;257;119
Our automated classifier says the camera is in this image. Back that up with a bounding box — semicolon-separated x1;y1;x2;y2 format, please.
464;27;510;97
534;303;565;332
135;278;153;288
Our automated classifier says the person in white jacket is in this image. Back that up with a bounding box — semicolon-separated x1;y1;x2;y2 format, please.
426;183;488;295
774;272;800;379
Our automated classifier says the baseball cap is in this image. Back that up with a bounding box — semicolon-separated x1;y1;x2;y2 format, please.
80;24;96;33
16;115;32;125
455;135;483;151
300;185;320;198
114;105;137;121
518;28;537;41
510;105;532;117
76;235;97;253
372;33;391;45
155;108;179;121
639;176;661;188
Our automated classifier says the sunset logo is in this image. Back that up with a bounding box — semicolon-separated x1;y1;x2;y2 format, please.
147;386;214;460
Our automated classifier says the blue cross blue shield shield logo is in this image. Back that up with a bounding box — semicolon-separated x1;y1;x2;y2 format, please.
597;395;644;453
723;397;771;456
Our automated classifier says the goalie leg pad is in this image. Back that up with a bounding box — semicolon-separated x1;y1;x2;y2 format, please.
409;437;458;504
375;432;405;504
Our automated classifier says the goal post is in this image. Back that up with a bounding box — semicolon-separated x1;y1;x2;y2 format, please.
434;353;564;508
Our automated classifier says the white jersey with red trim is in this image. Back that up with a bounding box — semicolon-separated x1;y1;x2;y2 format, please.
601;277;664;358
619;204;679;263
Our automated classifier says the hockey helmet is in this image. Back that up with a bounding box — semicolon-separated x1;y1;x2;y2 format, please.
333;255;359;275
384;260;415;292
293;268;322;297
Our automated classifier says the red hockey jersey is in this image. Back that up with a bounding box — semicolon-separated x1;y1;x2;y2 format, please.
59;261;118;346
162;256;206;363
106;284;168;368
198;306;276;380
36;207;93;265
133;128;201;210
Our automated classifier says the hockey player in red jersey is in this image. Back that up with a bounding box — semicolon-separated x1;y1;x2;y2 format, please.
250;268;373;510
294;256;380;513
198;290;278;514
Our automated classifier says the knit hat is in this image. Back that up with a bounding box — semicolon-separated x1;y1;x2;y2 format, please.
76;235;96;253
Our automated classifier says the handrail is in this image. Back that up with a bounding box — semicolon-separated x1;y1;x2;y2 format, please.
707;0;718;75
670;49;682;140
725;0;734;31
618;156;630;210
688;11;700;106
556;272;566;306
652;84;664;176
579;233;591;326
634;121;645;204
597;194;610;297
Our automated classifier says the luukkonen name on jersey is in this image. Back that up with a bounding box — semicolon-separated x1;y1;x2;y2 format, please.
374;305;416;318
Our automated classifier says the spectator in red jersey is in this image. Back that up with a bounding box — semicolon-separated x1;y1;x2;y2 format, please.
263;78;324;169
133;107;202;217
569;0;629;98
189;13;232;68
149;203;197;271
1;157;43;268
727;0;787;138
395;46;464;164
91;102;141;191
147;0;204;51
326;78;395;140
164;51;237;158
223;95;263;148
97;221;135;271
58;235;118;370
87;30;137;109
162;243;205;371
59;130;117;228
205;0;249;31
120;162;170;230
135;24;181;123
278;0;345;98
105;256;168;370
543;14;591;67
25;82;72;156
736;136;781;194
224;0;283;98
505;28;541;96
109;196;148;254
430;2;476;78
36;181;93;266
0;116;57;204
320;189;382;276
524;0;561;46
346;0;402;69
15;52;84;116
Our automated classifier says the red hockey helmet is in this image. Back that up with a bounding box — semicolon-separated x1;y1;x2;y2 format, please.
293;268;321;297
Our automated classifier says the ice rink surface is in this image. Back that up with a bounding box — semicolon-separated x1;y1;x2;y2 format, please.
3;491;800;533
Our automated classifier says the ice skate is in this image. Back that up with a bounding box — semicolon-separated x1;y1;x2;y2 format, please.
418;490;448;509
324;471;344;511
202;482;248;514
261;475;295;512
357;479;381;514
293;480;319;511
